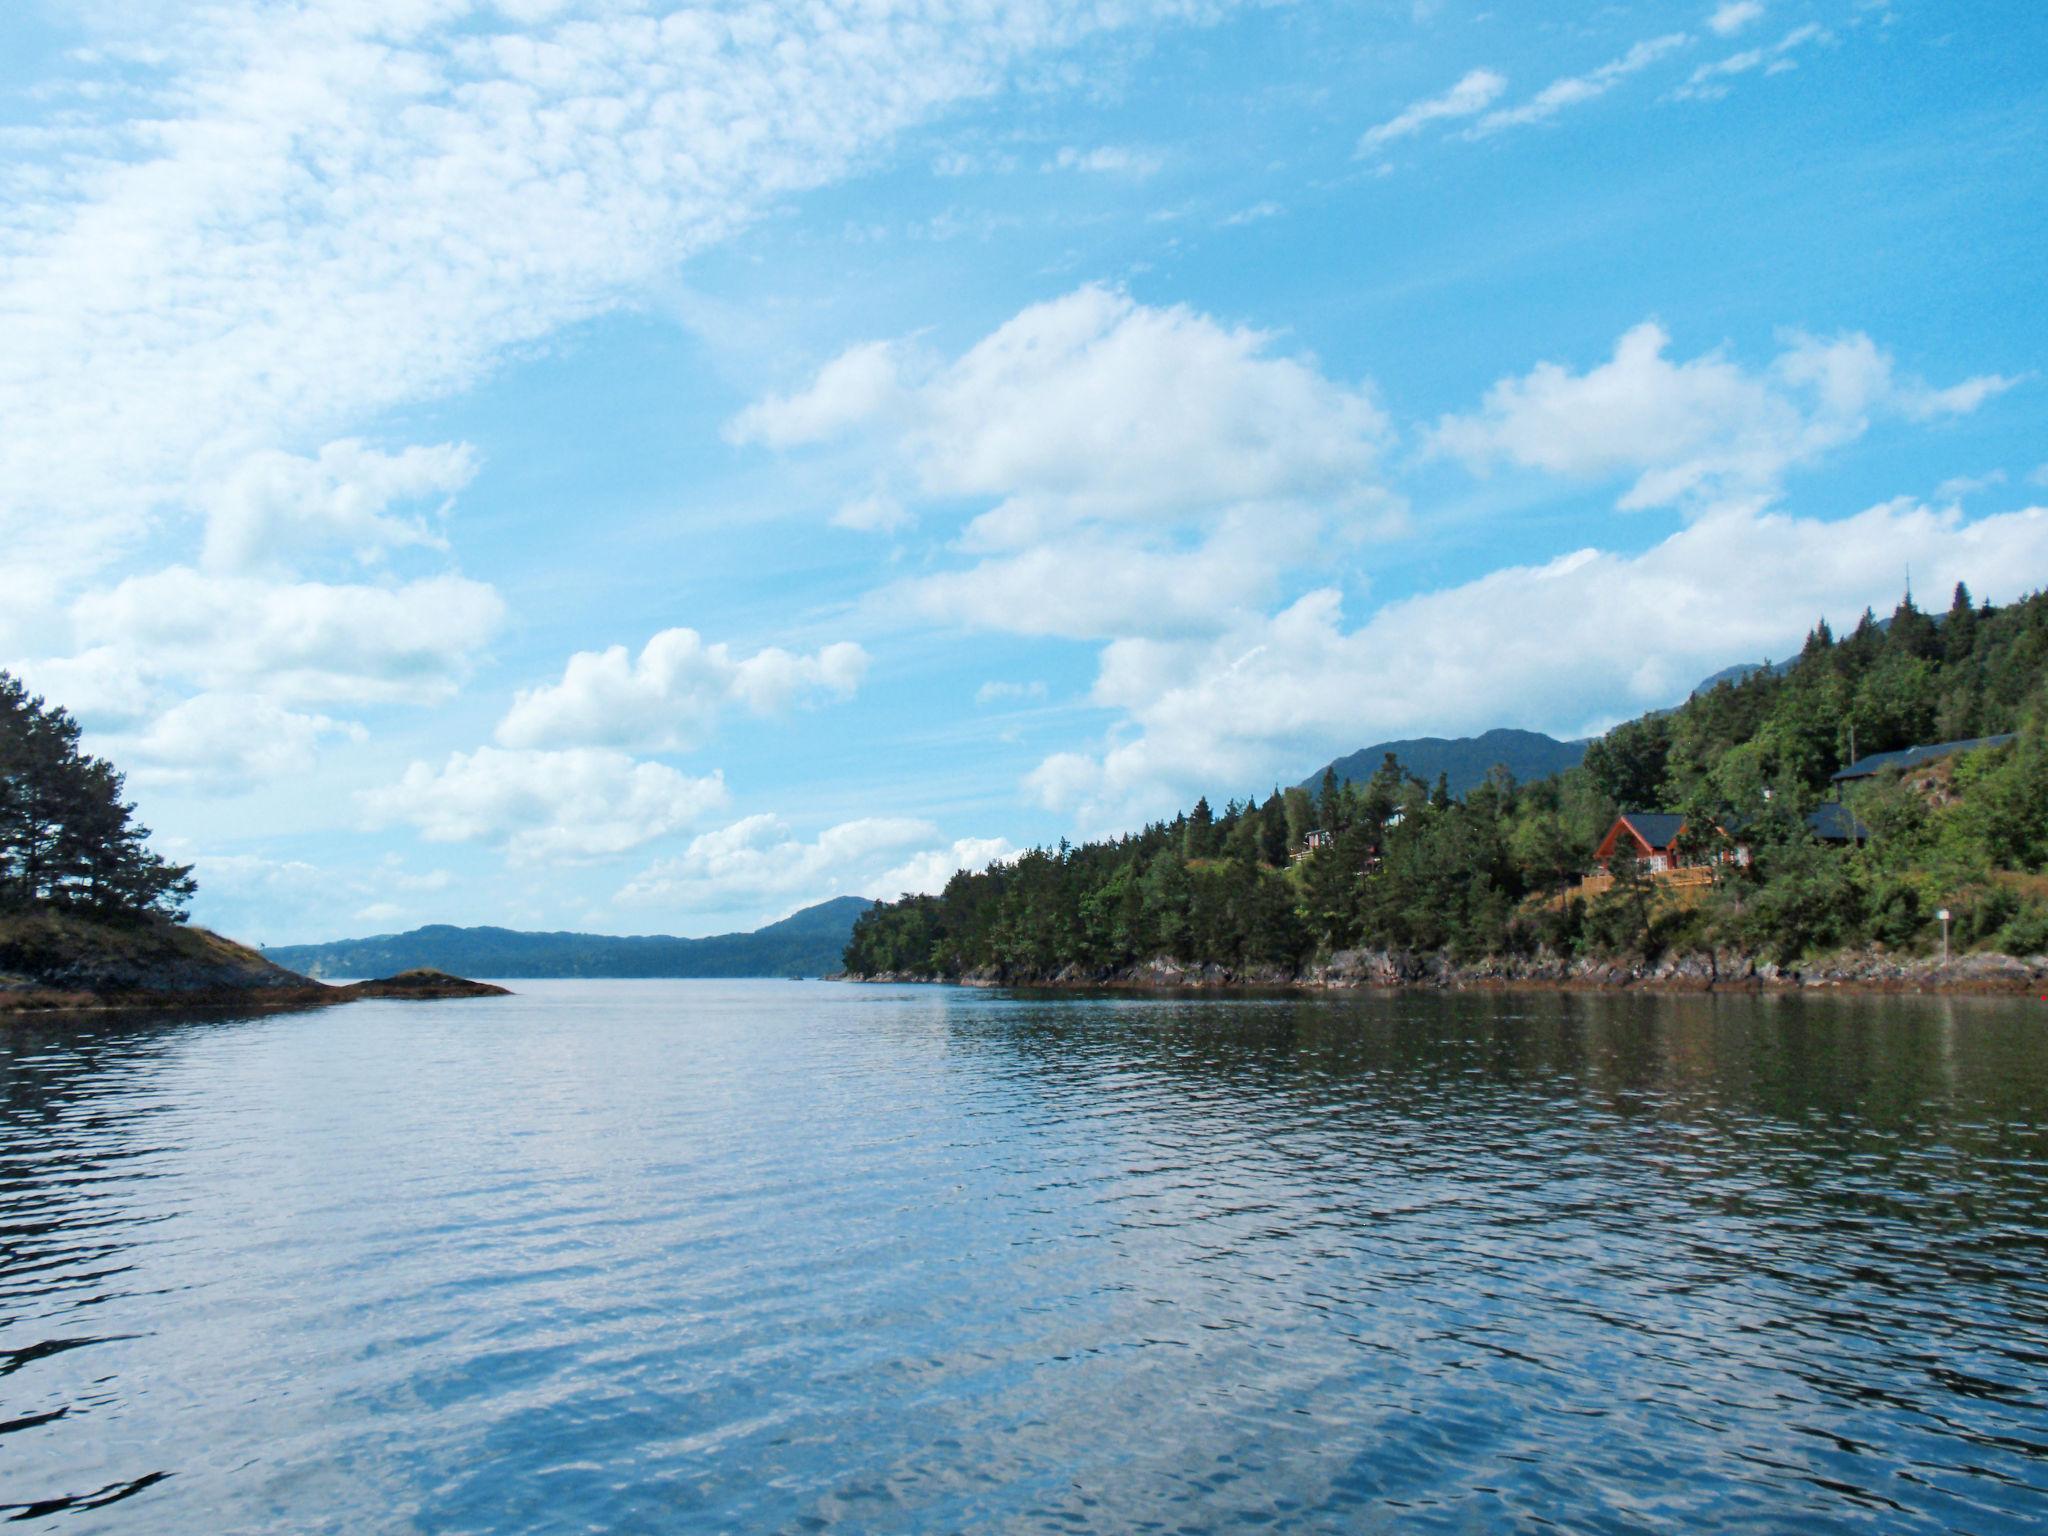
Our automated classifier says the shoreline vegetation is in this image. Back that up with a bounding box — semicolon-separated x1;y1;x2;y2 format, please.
2;677;504;1014
846;583;2048;998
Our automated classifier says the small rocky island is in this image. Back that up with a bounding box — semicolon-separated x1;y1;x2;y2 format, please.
0;908;508;1014
2;674;503;1015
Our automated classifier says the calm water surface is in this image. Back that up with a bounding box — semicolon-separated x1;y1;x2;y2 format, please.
3;981;2046;1533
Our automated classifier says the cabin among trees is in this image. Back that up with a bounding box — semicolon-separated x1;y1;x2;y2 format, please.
1583;812;1748;896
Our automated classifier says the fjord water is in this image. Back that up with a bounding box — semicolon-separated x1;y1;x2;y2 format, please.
4;984;2046;1533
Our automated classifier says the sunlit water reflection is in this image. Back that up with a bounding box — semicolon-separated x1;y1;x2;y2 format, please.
3;982;2045;1532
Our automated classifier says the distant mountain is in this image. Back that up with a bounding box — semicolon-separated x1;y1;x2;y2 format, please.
1691;657;1797;694
1303;728;1589;799
265;896;874;981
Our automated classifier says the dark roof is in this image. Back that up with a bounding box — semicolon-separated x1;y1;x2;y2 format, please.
1616;812;1687;849
1805;802;1871;843
1832;733;2015;781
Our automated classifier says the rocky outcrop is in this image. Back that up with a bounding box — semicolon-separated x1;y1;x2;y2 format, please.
0;910;509;1013
845;946;2048;995
335;969;511;1000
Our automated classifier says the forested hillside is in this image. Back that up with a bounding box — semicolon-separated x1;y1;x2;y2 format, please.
847;584;2048;979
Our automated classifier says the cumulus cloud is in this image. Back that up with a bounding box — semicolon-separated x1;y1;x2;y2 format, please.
914;286;1391;538
736;286;1397;639
1469;34;1691;136
891;521;1299;640
724;341;909;450
737;286;1391;539
495;628;869;752
1433;321;2022;511
115;693;365;792
363;747;728;864
617;814;1018;912
1028;499;2048;829
200;439;476;573
1357;68;1507;155
71;567;505;705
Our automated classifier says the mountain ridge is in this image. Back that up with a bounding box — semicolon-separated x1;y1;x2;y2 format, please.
265;895;873;980
1303;727;1590;799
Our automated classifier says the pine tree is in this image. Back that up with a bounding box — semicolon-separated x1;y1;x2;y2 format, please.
0;671;194;919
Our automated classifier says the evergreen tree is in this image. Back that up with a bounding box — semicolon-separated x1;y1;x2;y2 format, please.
0;672;194;918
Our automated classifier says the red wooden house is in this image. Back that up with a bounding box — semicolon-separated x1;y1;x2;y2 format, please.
1592;813;1751;876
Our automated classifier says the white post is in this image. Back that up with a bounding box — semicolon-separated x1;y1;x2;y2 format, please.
1937;908;1951;965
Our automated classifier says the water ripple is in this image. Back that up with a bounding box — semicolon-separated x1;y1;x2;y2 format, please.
1;985;2045;1532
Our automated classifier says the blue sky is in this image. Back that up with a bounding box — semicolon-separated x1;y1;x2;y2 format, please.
2;0;2044;943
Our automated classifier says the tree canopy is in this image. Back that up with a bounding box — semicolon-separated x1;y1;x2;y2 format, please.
0;673;195;919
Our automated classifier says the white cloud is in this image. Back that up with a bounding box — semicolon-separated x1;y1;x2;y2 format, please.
1470;34;1691;136
71;567;505;705
1050;145;1165;177
363;746;728;864
872;836;1021;900
832;492;914;534
617;814;1018;912
2;1;1228;581
913;287;1390;539
724;341;909;450
1675;24;1827;101
1028;499;2048;829
1934;470;2007;502
116;693;365;792
733;285;1398;641
736;286;1392;542
891;523;1295;641
1433;321;2020;511
185;849;457;944
976;680;1048;705
495;628;869;752
1708;2;1764;37
200;439;476;573
1357;68;1507;155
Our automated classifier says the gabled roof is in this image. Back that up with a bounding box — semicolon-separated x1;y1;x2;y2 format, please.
1832;733;2016;781
1614;812;1686;850
1805;802;1871;843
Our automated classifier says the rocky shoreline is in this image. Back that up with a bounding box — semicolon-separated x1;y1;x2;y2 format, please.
846;945;2048;996
0;969;512;1015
